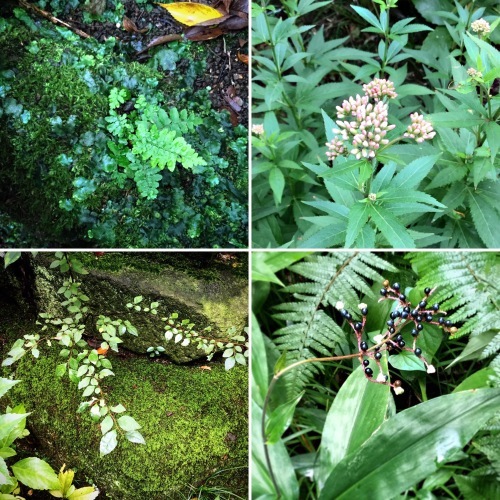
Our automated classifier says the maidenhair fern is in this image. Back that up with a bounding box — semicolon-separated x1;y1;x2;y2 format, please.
272;252;397;397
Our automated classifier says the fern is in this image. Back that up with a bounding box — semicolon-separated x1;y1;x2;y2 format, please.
271;252;397;398
408;252;500;367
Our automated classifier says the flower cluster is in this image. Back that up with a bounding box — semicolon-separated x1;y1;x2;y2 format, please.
403;113;436;143
251;123;265;136
327;94;396;161
467;67;483;79
337;281;456;396
471;18;491;36
362;78;398;100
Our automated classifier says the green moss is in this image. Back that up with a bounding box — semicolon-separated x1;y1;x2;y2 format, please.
0;320;248;499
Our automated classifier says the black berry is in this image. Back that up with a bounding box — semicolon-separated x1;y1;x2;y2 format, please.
389;327;395;334
398;340;406;348
416;315;423;323
361;307;368;316
360;341;368;351
403;306;410;313
412;309;419;317
345;312;352;320
387;319;395;327
393;282;400;291
375;352;382;360
424;287;431;295
419;300;427;309
363;359;369;367
395;334;403;342
341;309;348;317
365;367;373;377
380;289;387;296
414;348;422;357
354;322;363;331
417;324;424;331
401;311;409;319
399;294;406;301
445;320;452;327
426;314;433;322
438;317;445;325
432;303;439;312
411;328;418;337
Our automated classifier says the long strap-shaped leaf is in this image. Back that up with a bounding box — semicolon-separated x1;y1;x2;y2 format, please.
319;388;500;499
317;366;390;489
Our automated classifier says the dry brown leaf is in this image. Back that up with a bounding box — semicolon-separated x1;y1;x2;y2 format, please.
199;365;212;370
136;34;183;55
123;16;145;33
237;52;248;64
184;26;224;41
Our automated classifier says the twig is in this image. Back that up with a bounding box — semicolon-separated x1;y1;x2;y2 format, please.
18;0;91;39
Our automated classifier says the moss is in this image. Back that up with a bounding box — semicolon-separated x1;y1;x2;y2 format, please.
0;319;248;499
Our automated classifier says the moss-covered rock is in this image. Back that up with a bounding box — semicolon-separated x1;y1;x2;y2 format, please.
0;310;248;499
30;253;248;363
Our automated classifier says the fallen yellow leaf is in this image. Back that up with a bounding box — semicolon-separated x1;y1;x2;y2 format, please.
157;2;223;26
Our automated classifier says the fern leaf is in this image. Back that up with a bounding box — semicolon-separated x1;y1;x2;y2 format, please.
408;252;500;365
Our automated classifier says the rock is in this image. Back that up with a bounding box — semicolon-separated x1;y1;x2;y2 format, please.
29;253;248;363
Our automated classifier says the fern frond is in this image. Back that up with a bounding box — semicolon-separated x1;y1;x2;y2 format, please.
408;252;500;363
271;252;397;398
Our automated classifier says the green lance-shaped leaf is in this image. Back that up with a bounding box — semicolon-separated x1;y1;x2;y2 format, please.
11;457;60;490
265;391;304;444
319;388;500;499
317;366;391;489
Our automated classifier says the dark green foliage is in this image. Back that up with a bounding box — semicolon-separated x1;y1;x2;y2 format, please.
252;0;499;248
0;17;247;247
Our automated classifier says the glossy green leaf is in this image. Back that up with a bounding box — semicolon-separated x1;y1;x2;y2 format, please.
100;415;113;435
0;413;30;448
99;429;117;457
317;366;391;489
3;252;21;268
117;415;141;432
11;457;60;490
265;391;304;444
319;388;500;499
0;378;20;400
453;367;495;392
252;401;299;500
124;430;146;445
388;350;426;371
274;351;287;375
67;486;100;500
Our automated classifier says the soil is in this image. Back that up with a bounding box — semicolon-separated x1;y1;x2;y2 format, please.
17;0;249;125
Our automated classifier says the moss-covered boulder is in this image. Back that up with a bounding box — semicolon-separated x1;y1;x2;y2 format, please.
31;253;248;363
0;314;248;499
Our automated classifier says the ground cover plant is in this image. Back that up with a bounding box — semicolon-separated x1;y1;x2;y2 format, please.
0;251;249;498
252;0;500;248
252;251;500;498
0;1;248;248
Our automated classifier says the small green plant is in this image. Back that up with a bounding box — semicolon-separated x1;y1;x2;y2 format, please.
0;377;99;499
105;88;206;200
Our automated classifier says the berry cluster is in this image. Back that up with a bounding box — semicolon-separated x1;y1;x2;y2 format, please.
336;282;457;395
